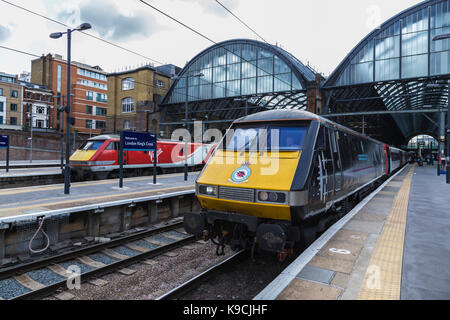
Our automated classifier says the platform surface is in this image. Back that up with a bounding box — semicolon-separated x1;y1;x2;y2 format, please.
0;160;62;169
0;167;61;178
0;172;197;222
256;164;450;300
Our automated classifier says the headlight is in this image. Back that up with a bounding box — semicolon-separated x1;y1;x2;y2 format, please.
198;184;218;197
257;190;287;204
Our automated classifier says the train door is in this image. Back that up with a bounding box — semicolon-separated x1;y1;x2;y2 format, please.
316;126;335;201
331;129;343;193
103;141;119;164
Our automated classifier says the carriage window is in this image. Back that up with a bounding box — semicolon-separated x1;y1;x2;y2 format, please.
80;141;105;150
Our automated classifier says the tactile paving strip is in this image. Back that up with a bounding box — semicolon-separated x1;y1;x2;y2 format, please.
357;166;414;300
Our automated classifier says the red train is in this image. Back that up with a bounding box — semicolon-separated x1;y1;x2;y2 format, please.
69;134;216;180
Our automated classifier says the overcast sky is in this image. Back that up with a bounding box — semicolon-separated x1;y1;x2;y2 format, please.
0;0;423;78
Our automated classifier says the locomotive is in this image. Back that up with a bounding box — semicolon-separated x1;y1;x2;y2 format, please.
70;134;216;180
183;110;407;260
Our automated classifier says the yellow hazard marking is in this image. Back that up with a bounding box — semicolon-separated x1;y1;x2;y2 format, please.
358;166;414;300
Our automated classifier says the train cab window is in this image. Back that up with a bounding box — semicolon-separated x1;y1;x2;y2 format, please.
269;126;307;151
80;141;105;151
225;125;307;152
105;142;119;150
226;128;258;151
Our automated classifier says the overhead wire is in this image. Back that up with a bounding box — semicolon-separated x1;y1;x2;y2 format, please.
214;0;268;44
137;0;297;90
0;0;165;66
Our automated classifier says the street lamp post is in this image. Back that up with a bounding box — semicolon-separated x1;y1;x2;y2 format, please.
432;33;450;183
50;23;92;194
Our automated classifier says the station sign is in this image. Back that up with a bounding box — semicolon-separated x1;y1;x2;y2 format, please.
0;135;9;149
122;131;156;151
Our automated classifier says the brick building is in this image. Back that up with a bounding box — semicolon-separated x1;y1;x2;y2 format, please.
106;64;179;134
0;72;23;130
31;54;108;135
20;81;54;130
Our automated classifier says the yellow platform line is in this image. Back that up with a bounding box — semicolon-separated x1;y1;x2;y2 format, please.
358;166;414;300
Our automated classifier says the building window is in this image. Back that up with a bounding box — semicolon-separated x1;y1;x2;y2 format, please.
10;117;17;125
86;91;94;101
57;65;62;93
86;105;93;114
96;107;107;116
96;93;107;103
156;80;165;88
0;88;3;96
96;121;106;129
0;116;3;124
122;97;134;113
36;106;46;114
124;120;130;130
86;119;93;129
122;78;135;91
11;90;18;98
0;102;3;112
10;103;17;112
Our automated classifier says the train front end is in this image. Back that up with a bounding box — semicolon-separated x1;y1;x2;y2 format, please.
70;135;118;179
184;111;318;257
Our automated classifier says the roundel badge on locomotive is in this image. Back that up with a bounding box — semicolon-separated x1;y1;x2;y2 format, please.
230;166;251;184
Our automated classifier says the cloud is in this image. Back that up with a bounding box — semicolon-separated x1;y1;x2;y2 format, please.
0;25;12;43
170;0;239;17
197;0;239;16
57;0;159;41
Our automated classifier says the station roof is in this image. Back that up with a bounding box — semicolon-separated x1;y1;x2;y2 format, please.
161;39;318;127
322;0;450;145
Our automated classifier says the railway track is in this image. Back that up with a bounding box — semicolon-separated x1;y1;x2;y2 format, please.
0;221;195;300
157;250;246;300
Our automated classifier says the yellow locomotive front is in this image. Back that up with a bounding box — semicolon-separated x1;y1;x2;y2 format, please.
184;110;317;257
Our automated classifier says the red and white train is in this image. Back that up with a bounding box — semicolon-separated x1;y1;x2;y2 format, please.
69;134;216;179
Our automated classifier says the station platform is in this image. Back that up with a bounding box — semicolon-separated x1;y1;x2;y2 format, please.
256;164;450;300
0;172;197;224
0;160;62;170
0;167;61;179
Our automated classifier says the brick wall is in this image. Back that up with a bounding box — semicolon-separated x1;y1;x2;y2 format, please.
0;129;88;161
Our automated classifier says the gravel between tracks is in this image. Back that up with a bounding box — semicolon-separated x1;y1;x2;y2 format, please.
45;241;233;300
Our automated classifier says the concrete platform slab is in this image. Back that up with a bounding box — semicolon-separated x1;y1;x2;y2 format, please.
343;219;385;234
276;278;342;300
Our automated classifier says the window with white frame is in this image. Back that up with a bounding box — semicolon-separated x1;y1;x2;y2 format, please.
122;78;135;91
121;97;134;113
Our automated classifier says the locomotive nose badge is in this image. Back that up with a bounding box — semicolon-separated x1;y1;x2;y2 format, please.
229;163;252;184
